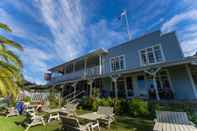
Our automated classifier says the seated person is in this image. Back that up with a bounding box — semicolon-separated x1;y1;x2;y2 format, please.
36;101;44;112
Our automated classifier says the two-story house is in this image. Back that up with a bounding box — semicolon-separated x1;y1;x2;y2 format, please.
45;30;197;100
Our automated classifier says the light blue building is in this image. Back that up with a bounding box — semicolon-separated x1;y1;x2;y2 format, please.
45;30;197;100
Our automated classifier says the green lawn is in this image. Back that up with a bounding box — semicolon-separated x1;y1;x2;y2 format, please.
0;115;153;131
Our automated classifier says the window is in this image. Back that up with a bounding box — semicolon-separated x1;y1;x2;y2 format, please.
111;55;125;72
65;64;73;74
154;45;163;62
140;45;164;66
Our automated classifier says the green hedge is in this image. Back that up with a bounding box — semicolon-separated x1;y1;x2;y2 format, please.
79;97;159;117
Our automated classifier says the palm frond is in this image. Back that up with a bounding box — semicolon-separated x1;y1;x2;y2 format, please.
0;48;23;68
0;23;12;32
0;61;20;76
0;35;23;51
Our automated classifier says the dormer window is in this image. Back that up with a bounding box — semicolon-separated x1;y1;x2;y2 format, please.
139;44;164;66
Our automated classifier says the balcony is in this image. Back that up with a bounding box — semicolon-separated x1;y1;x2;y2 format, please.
47;49;109;84
48;65;106;84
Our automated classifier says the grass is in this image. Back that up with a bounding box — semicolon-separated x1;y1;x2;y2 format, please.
0;116;60;131
0;114;153;131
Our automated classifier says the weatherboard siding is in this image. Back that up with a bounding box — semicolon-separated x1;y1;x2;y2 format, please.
169;65;197;100
102;31;184;74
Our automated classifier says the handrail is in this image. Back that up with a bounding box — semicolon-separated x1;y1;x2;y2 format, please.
63;91;75;100
64;90;85;103
66;90;85;103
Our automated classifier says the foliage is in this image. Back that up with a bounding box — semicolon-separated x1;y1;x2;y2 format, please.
23;96;31;102
190;112;197;125
147;101;160;118
80;97;128;115
48;94;59;108
128;98;149;117
0;22;23;97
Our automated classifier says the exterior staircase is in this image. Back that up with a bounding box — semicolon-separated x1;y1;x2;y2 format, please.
63;90;85;104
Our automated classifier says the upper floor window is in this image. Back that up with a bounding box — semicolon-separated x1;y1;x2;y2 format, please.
65;64;74;74
139;44;164;66
111;55;125;72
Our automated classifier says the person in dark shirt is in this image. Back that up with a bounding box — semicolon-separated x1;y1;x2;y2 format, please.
149;84;156;99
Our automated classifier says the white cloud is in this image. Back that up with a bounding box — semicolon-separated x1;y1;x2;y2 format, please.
0;0;129;84
88;19;126;48
161;10;197;56
37;0;86;61
21;47;53;84
161;10;197;33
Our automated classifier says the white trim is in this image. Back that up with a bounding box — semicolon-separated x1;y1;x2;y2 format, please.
166;69;175;94
185;64;197;99
110;54;126;72
99;55;102;75
139;44;166;66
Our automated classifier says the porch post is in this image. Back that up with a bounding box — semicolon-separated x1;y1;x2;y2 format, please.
84;59;87;77
99;55;102;75
59;84;65;107
144;67;161;101
186;64;197;98
112;77;118;99
73;62;75;72
72;83;77;98
124;77;128;99
87;79;94;97
153;75;160;101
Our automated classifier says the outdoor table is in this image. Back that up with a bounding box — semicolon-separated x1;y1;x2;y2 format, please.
77;112;105;121
43;108;61;123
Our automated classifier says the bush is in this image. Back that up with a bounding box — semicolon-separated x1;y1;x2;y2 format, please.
128;98;149;117
190;112;197;125
79;97;126;114
24;96;31;102
48;95;59;108
113;98;128;115
148;101;160;118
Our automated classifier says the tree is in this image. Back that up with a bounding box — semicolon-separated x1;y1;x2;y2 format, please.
0;22;23;97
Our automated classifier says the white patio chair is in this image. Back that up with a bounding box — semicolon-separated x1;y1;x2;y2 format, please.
6;107;19;117
24;111;45;131
97;106;115;128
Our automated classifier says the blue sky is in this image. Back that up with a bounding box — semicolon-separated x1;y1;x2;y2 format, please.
0;0;197;84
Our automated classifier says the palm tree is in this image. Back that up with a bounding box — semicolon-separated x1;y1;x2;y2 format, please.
0;22;23;97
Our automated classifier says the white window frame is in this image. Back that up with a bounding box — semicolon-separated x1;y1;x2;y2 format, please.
139;44;165;66
110;55;126;72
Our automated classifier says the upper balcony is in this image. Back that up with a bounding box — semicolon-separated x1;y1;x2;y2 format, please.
46;49;108;84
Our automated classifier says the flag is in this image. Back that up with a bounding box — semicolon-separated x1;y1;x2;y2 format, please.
118;10;127;20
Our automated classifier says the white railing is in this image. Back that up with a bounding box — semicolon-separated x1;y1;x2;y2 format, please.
49;64;108;84
50;70;83;83
86;66;100;77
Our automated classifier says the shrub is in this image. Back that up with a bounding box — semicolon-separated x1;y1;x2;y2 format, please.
128;98;149;117
24;96;31;102
48;95;59;108
148;101;160;118
79;97;126;114
190;112;197;125
113;98;128;115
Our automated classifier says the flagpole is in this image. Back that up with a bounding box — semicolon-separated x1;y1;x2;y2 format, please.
124;11;132;40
